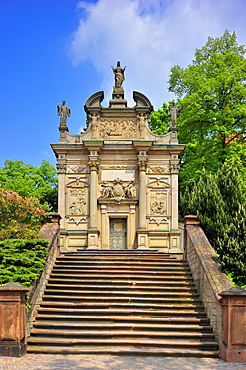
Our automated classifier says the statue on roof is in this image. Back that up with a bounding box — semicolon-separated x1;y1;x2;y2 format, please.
57;100;71;127
168;101;181;128
111;61;126;88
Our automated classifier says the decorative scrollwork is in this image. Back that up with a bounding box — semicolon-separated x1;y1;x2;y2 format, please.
100;179;136;201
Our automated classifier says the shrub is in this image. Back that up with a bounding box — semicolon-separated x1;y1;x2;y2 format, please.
0;239;49;287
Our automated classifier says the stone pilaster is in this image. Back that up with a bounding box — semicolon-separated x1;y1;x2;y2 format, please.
88;155;99;248
137;154;148;249
129;205;136;249
138;159;147;229
170;161;180;231
169;157;180;250
101;205;107;248
56;161;67;231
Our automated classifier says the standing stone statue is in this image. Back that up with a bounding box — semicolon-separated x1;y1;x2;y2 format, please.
168;101;181;128
111;61;126;88
57;100;71;127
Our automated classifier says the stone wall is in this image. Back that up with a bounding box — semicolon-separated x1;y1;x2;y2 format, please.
26;215;60;337
184;216;232;344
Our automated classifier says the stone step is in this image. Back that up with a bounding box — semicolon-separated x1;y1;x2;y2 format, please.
40;299;205;309
55;260;187;267
30;328;216;341
37;307;208;317
53;265;192;274
44;289;201;299
50;271;194;280
57;257;183;263
68;250;166;255
45;282;198;292
49;273;196;283
35;314;211;325
33;321;213;332
27;337;218;350
42;295;204;307
27;345;219;357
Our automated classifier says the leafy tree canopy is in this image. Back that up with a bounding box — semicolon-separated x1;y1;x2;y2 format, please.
0;160;58;210
150;102;170;135
180;162;246;287
168;30;246;188
0;188;49;240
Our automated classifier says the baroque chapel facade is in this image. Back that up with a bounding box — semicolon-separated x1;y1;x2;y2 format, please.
52;64;185;255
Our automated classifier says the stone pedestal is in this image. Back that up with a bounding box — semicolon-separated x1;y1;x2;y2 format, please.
0;282;29;357
219;287;246;362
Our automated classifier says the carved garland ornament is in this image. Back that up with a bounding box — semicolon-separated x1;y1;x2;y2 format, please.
67;165;88;173
148;165;169;174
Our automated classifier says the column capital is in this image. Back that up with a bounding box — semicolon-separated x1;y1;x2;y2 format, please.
88;161;99;173
169;163;180;174
138;160;147;172
56;163;67;174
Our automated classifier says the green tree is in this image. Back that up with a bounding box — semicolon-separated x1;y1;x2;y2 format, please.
180;162;246;287
150;102;170;135
168;30;246;188
0;188;49;240
0;160;58;210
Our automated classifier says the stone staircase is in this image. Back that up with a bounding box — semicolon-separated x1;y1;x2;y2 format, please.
27;250;219;357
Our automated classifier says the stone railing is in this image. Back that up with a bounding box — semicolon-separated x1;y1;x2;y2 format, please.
183;215;246;362
26;213;61;337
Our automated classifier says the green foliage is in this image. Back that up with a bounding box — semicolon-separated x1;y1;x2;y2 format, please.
0;160;58;210
150;102;169;135
168;30;246;188
0;189;49;240
180;162;246;287
0;239;49;287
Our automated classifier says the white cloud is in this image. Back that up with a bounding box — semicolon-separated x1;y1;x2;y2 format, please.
69;0;246;108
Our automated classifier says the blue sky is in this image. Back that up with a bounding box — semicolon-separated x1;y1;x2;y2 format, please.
1;0;246;168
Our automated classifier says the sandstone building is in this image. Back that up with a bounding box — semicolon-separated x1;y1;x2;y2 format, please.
52;64;185;254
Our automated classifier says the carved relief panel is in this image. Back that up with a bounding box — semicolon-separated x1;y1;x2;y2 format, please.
147;176;170;229
66;177;89;225
150;192;167;215
99;119;137;139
